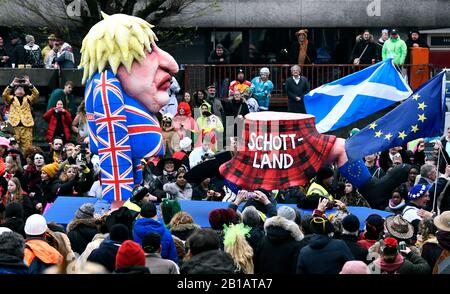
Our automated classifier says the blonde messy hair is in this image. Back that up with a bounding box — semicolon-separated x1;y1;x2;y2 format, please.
80;12;158;84
223;224;254;274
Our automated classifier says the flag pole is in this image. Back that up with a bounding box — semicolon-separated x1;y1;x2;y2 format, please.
432;146;442;214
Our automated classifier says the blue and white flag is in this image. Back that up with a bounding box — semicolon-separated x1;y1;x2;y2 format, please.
304;59;412;133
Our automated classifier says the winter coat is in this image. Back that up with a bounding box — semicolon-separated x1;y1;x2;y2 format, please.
114;266;150;274
43;107;72;143
382;37;407;65
369;252;431;274
2;85;39;127
288;41;317;64
296;234;354;274
78;233;106;268
180;250;236;274
223;99;249;119
132;218;179;264
246;226;265;253
286;76;310;113
87;239;122;273
47;89;76;117
9;40;26;65
24;238;63;274
417;176;447;212
350;35;379;64
340;234;369;263
24;44;43;68
0;254;29;274
420;237;442;269
254;216;304;274
67;218;98;255
250;76;273;110
145;253;180;274
163;182;193;200
207;48;230;64
170;223;200;241
24;165;41;194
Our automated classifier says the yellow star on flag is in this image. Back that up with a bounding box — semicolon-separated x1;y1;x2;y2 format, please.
411;124;419;133
418;102;427;110
375;130;383;138
412;94;420;100
398;131;407;140
418;113;427;123
384;133;393;140
369;123;378;130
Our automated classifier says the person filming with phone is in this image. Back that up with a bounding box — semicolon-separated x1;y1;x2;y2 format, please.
2;75;39;150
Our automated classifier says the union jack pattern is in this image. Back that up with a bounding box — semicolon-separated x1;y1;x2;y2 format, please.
85;70;164;202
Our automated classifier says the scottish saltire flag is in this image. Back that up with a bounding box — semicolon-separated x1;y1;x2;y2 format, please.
304;59;412;133
345;71;446;162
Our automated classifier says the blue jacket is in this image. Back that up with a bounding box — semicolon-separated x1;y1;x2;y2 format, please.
250;76;273;110
133;218;179;264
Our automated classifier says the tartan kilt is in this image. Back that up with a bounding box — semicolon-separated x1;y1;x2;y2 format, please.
219;115;336;190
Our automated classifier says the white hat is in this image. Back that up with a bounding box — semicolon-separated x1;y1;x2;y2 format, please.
179;137;192;151
0;227;12;235
260;67;270;75
24;214;48;236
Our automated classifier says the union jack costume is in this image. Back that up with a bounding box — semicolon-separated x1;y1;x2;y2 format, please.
85;70;164;202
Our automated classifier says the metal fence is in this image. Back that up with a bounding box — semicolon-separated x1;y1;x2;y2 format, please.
184;63;435;107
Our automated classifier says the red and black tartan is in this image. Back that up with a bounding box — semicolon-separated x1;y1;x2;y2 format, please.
219;116;336;190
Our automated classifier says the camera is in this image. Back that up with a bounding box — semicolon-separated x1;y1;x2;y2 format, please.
247;192;256;199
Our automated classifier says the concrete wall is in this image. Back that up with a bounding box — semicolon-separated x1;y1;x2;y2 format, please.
0;0;449;29
160;0;450;28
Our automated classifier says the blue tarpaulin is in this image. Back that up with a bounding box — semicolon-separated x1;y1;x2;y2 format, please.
44;197;392;230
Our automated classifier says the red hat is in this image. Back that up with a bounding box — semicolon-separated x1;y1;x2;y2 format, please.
219;112;336;190
208;208;237;230
115;240;146;270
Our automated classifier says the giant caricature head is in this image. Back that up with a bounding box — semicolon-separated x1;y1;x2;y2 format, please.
80;12;179;114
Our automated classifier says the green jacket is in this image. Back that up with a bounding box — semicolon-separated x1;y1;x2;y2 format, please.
382;37;407;65
47;88;76;117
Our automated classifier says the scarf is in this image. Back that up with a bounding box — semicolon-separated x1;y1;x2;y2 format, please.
298;40;309;65
374;254;404;273
389;199;406;210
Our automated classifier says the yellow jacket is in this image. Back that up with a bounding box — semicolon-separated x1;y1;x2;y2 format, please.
306;182;334;201
2;86;39;127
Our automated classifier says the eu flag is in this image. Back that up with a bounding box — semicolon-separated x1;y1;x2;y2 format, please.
345;72;446;162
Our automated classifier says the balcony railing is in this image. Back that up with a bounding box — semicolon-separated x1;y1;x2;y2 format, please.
183;63;435;108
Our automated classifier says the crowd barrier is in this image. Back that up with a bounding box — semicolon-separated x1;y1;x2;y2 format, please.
44;196;393;230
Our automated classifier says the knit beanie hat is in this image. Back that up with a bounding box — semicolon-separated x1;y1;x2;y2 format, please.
5;202;24;219
340;261;370;274
208;208;237;230
161;199;181;225
131;185;149;202
277;206;297;221
75;203;95;219
109;224;130;243
115;240;146;270
310;216;334;235
342;214;360;233
42;162;59;178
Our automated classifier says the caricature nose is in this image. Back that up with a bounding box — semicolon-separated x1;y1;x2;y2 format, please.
153;43;179;75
